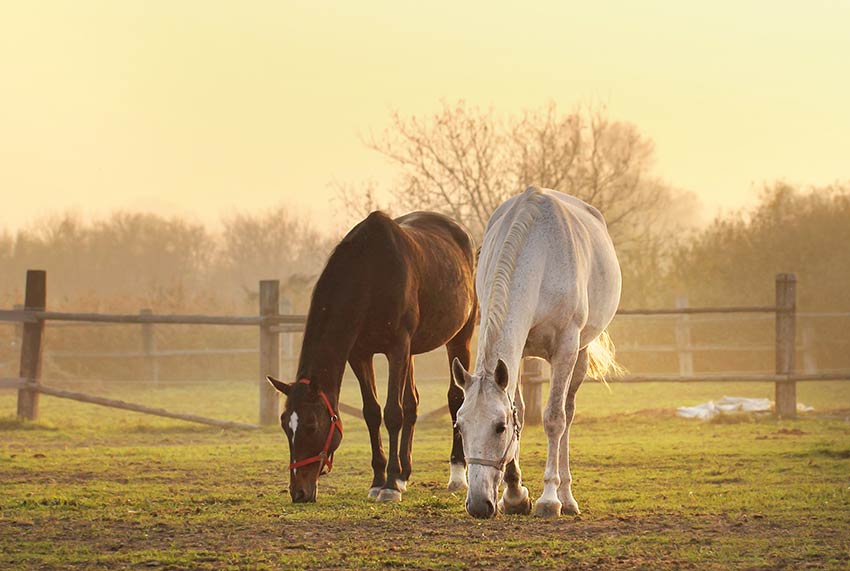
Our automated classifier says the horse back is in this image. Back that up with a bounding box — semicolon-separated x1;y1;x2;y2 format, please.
534;190;621;343
330;211;476;355
394;212;477;353
480;188;620;354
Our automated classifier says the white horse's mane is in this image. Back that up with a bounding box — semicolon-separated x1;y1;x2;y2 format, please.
480;188;547;366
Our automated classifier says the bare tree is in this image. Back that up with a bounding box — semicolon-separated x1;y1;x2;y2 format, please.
359;101;697;249
331;180;386;221
216;206;334;309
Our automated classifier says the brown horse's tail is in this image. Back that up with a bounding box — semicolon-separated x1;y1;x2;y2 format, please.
586;330;625;386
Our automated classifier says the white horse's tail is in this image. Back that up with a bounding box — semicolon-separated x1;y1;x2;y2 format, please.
586;330;625;384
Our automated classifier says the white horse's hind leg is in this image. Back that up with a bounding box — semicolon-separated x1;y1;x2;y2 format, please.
534;338;579;518
557;348;588;515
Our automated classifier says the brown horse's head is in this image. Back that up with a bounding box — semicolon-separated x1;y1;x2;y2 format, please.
267;377;343;503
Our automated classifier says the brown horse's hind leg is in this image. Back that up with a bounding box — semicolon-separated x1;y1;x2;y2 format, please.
377;338;411;502
398;358;419;487
349;353;387;498
446;313;474;491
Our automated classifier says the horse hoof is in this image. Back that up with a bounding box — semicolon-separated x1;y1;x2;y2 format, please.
447;464;467;492
368;486;382;499
560;501;581;516
500;487;532;515
447;480;468;492
498;496;532;516
376;488;402;502
396;480;407;493
533;500;562;518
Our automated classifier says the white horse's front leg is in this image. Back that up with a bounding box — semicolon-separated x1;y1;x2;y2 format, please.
534;344;578;518
499;379;530;514
534;404;566;517
557;348;588;515
556;410;579;515
499;443;531;515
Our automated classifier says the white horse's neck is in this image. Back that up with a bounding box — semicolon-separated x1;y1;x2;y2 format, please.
474;311;530;396
474;187;546;391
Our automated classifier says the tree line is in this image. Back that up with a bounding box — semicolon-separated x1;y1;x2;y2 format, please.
1;102;847;316
0;208;333;312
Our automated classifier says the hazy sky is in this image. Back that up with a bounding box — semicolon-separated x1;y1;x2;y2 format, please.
2;1;849;235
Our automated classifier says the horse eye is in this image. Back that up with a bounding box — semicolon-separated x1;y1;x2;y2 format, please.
495;423;507;434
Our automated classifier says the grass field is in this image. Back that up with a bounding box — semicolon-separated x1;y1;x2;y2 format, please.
1;378;849;570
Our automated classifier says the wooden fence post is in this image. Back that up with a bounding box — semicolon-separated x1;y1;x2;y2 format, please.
775;273;797;418
521;357;544;426
17;270;46;421
140;308;159;384
259;280;281;426
675;295;694;376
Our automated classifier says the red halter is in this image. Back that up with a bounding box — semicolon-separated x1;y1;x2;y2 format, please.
288;378;343;475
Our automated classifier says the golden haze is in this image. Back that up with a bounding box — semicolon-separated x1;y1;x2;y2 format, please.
1;1;849;233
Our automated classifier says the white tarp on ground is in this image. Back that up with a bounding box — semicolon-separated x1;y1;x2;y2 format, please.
677;396;773;420
677;396;815;420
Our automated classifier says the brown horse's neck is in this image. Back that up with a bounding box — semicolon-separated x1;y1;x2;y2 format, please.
297;313;363;403
296;242;372;400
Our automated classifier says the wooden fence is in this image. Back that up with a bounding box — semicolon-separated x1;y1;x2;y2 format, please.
0;271;305;429
2;270;848;428
517;273;849;422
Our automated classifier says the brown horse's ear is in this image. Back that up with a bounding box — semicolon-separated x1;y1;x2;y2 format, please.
494;359;509;391
451;358;472;391
267;376;292;395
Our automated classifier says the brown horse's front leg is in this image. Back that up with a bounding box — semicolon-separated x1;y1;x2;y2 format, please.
377;339;411;502
446;314;474;491
349;353;387;499
399;357;418;487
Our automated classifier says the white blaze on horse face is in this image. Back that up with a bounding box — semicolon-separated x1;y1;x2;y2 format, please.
289;411;299;443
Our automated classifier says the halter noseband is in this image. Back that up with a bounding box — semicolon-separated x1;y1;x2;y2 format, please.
288;378;343;475
464;399;521;472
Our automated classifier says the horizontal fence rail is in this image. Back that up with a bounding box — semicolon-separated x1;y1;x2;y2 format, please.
611;372;850;383
32;383;259;430
615;305;779;315
47;348;261;359
0;377;25;389
0;309;307;327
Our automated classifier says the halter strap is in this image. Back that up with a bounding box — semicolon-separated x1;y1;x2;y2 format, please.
288;378;343;474
465;400;521;472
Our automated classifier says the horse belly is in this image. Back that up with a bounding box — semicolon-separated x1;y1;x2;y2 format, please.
410;285;473;354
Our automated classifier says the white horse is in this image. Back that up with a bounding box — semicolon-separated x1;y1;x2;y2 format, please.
451;187;621;518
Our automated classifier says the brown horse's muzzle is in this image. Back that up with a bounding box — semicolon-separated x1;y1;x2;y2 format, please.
290;465;320;503
291;485;317;503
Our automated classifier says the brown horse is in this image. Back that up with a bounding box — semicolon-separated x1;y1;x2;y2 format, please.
268;211;477;503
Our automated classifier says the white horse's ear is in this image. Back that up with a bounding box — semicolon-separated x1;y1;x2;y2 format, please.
451;358;471;391
494;359;509;391
267;376;292;395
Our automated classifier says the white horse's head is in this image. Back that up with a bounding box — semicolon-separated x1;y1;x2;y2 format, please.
451;357;519;519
